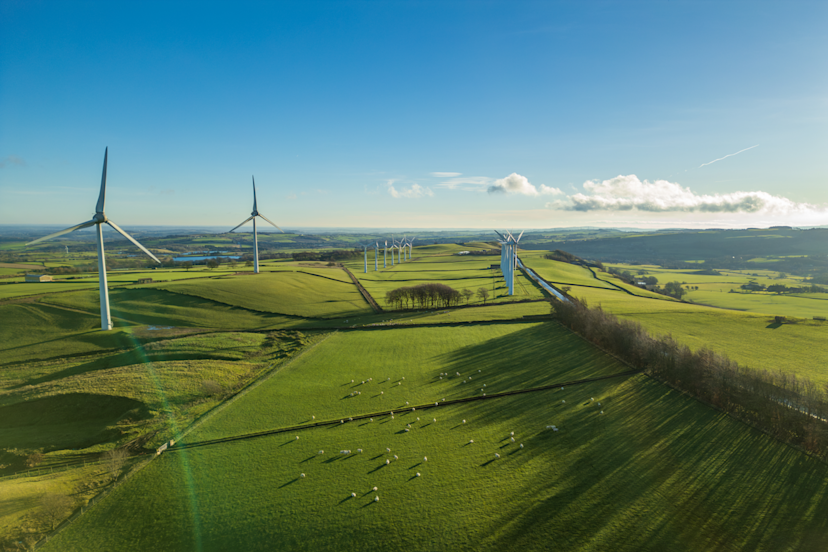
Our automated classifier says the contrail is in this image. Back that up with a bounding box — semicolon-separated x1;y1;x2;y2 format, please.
699;144;759;168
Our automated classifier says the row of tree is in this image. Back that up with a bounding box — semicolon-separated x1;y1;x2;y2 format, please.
552;297;828;459
385;283;464;309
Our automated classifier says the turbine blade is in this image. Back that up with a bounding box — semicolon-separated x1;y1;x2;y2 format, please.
257;213;284;232
252;176;258;212
26;220;97;246
106;220;161;263
494;230;507;240
96;147;108;214
517;230;524;242
229;216;255;233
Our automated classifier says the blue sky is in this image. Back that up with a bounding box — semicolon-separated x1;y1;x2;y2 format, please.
1;0;826;230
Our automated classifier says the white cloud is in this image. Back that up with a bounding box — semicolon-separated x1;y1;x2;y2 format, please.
437;176;491;190
487;173;563;196
388;182;434;199
547;174;820;214
286;193;297;200
430;172;462;178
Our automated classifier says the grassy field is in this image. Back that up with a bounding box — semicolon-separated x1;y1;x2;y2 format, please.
346;248;548;306
522;258;828;385
151;271;373;319
41;322;828;552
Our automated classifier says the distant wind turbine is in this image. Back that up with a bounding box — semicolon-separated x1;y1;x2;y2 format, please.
229;176;284;274
26;148;160;330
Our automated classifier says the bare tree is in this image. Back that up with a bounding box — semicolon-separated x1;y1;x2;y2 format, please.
477;287;490;304
40;493;74;530
104;448;129;479
461;288;473;304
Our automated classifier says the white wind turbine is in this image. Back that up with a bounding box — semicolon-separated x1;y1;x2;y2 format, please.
383;239;388;268
26;148;160;331
229;176;284;274
374;242;379;271
356;242;370;273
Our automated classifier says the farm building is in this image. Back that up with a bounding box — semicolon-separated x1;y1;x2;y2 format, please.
137;278;154;284
25;274;52;283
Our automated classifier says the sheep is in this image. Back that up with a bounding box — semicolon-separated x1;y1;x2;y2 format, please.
456;372;460;376
483;384;486;387
386;459;390;465
416;417;420;421
463;419;466;423
591;398;594;401
478;369;481;372
439;377;443;380
553;428;559;432
412;407;416;411
402;377;405;380
373;486;378;491
510;431;514;436
562;400;565;403
462;380;466;384
468;376;472;380
398;382;401;386
519;444;524;449
483;393;485;396
387;377;391;381
341;420;344;423
601;411;604;414
406;401;409;405
481;389;484;392
469;439;474;444
374;496;380;502
424;456;428;462
598;402;602;406
319;450;324;454
357;449;363;453
300;473;305;478
312;415;315;420
349;417;353;421
386;448;391;452
296;436;299;440
351;379;354;383
351;492;357;498
394;454;399;460
495;453;500;459
435;402;439;406
370;418;373;422
381;391;384;395
407;424;411;428
510;437;515;443
391;416;395;420
442;398;445;402
404;428;410;432
416;472;421;477
560;387;564;390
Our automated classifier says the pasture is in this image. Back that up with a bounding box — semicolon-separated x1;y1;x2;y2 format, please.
41;322;828;552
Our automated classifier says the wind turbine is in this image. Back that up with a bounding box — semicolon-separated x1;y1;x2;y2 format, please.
383;239;388;268
406;236;416;261
229;176;284;274
494;230;524;295
390;236;396;266
374;242;379;271
356;242;370;273
26;148;160;330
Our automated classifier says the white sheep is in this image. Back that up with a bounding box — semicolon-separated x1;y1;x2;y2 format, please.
510;437;515;442
351;379;354;383
478;369;481;372
295;436;299;440
463;419;466;423
562;400;565;403
510;431;514;436
440;377;443;380
416;417;420;421
312;415;315;420
601;411;604;414
553;428;559;432
468;376;472;380
374;496;380;502
404;428;410;432
341;420;344;423
407;424;411;428
386;448;391;452
394;454;398;460
433;418;437;423
483;384;486;387
412;407;416;411
402;377;405;380
319;450;324;454
391;416;395;419
463;380;466;384
357;449;363;453
424;456;428;461
598;402;602;406
370;418;373;422
561;387;564;390
519;444;524;449
591;398;594;401
469;439;474;444
381;391;384;395
373;486;378;491
416;472;421;477
351;492;356;497
483;393;485;396
300;473;305;478
349;417;353;421
495;453;500;459
398;382;401;386
456;372;460;376
386;459;390;465
406;401;409;405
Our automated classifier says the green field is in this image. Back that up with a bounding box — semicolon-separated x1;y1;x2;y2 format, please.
41;323;828;552
523;258;828;385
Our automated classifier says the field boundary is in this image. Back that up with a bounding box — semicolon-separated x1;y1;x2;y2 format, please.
341;267;384;313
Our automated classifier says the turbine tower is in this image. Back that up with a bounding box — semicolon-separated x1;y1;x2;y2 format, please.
494;230;524;295
229;176;284;274
384;240;388;268
374;242;379;271
26;148;160;330
356;242;370;273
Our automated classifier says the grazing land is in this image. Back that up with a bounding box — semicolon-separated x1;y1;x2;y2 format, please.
3;236;828;551
41;323;828;552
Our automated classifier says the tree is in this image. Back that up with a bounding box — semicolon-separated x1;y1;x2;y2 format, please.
40;493;74;529
663;281;686;299
461;288;473;304
183;261;193;272
206;259;219;270
104;448;128;479
26;452;44;468
477;287;490;304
